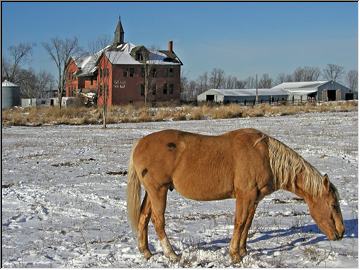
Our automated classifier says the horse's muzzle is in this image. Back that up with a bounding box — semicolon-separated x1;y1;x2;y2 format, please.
334;229;345;240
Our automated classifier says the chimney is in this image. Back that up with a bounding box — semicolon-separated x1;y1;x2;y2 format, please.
168;40;173;52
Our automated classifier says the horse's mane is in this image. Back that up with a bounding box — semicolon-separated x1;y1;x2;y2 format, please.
267;136;325;197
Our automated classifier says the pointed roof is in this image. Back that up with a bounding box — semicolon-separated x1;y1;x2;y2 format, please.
113;16;125;45
115;16;124;34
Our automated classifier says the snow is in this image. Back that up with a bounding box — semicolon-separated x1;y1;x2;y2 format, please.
2;111;358;267
2;80;19;87
202;88;288;97
272;81;328;89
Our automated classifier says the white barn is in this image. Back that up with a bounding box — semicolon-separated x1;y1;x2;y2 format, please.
197;88;288;104
272;80;354;102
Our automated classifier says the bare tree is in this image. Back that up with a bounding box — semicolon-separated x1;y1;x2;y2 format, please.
2;56;10;81
346;70;358;93
17;68;38;98
322;64;344;82
181;79;198;102
197;72;209;92
42;37;82;108
245;76;257;88
180;72;189;101
88;35;111;54
257;73;273;88
225;75;247;89
15;69;55;99
276;73;293;84
225;75;237;89
2;43;34;82
36;71;55;98
293;66;320;82
305;67;320;81
235;79;247;89
209;68;225;89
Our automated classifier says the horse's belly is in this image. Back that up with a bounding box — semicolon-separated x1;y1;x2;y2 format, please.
172;176;234;201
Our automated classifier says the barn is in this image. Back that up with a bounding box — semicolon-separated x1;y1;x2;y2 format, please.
197;88;289;105
272;80;354;103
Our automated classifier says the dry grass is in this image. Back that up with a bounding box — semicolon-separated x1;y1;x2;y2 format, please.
2;101;357;126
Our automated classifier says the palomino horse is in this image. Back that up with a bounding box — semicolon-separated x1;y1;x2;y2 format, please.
127;128;344;263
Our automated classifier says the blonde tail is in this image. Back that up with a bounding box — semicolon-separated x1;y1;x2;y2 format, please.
127;141;141;235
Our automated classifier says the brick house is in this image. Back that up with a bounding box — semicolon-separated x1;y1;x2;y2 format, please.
65;47;108;97
65;19;182;106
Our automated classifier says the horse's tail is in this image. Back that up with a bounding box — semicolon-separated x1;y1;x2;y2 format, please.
127;140;141;235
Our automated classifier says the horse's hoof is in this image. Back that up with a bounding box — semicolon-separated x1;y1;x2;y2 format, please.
167;253;181;263
230;253;242;264
143;250;153;260
239;248;247;258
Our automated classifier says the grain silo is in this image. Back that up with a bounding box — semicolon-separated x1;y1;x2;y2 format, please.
2;80;21;109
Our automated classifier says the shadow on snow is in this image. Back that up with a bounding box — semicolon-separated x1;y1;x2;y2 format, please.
178;219;357;256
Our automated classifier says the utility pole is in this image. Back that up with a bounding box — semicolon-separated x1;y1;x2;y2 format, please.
255;74;259;105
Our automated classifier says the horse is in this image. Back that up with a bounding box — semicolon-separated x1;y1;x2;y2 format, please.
126;128;344;263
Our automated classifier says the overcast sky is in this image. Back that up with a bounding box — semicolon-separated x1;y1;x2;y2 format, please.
2;2;358;81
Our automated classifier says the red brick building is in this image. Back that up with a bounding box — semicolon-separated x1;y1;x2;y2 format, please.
65;19;182;106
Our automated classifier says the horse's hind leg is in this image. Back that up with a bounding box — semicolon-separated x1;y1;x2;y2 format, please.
147;185;180;262
138;192;152;259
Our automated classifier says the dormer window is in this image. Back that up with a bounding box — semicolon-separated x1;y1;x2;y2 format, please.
136;53;144;61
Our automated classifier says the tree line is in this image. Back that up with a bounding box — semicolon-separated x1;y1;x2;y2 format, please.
2;43;56;99
180;65;358;102
2;39;358;105
2;39;83;108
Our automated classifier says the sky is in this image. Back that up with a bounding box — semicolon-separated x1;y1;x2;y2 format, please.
2;2;358;81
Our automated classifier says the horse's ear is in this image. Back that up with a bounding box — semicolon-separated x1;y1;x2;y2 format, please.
323;174;330;190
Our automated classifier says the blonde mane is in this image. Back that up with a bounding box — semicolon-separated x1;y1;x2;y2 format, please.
267;136;324;197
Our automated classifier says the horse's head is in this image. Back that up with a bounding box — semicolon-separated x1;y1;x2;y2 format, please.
306;174;345;240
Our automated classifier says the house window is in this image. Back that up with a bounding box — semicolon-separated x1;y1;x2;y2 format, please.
123;69;128;77
163;83;168;95
91;79;93;85
130;68;135;77
169;84;174;95
168;67;174;77
140;84;145;96
151;68;157;78
141;67;145;78
136;53;143;61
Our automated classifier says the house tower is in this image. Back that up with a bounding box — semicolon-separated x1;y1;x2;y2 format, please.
113;16;124;45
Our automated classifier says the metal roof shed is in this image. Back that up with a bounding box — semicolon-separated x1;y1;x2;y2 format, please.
197;88;288;104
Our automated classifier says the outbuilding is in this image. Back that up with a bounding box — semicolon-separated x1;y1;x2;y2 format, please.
272;80;354;102
197;88;289;105
2;80;21;109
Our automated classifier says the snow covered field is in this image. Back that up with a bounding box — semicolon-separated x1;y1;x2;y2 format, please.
2;111;358;267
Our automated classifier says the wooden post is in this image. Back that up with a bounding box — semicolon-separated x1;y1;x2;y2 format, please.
255;74;258;105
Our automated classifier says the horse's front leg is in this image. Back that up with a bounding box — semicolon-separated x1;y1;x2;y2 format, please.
238;203;257;258
229;190;257;263
148;185;180;262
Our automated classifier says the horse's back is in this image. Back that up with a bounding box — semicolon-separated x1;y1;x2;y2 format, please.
132;128;272;201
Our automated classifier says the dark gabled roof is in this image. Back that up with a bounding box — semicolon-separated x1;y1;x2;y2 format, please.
159;50;183;65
